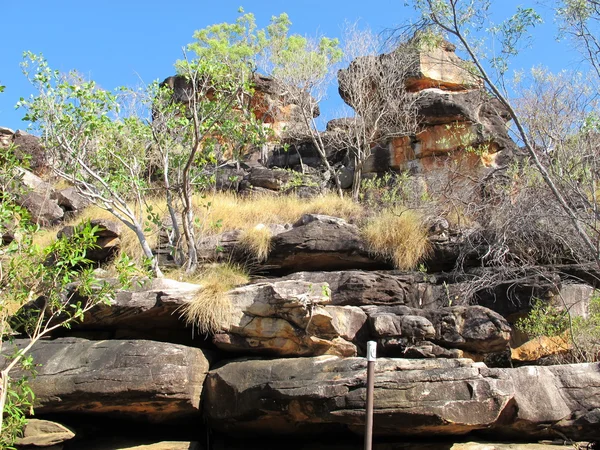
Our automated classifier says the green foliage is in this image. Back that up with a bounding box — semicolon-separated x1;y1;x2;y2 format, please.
18;53;150;201
517;295;600;362
359;172;422;209
0;369;35;450
0;139;137;444
516;298;570;338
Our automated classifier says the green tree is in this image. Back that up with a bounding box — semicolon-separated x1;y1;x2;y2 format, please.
264;16;345;197
0;141;137;447
18;55;163;276
151;11;284;272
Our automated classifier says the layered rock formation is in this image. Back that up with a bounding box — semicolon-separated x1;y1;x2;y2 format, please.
338;40;514;179
205;356;600;441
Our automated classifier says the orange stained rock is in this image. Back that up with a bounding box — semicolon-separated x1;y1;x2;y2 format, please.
511;335;571;362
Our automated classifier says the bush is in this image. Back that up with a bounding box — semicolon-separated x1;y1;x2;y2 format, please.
517;295;600;362
362;208;431;270
178;263;249;335
238;225;272;262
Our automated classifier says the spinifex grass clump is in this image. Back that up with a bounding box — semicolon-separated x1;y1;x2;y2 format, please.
178;263;249;335
362;208;431;270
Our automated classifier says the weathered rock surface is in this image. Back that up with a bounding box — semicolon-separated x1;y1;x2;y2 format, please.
265;215;386;272
159;73;314;141
73;278;201;335
364;304;511;355
246;167;293;190
13;167;63;225
205;356;600;440
280;270;464;309
15;419;75;447
209;437;587;450
0;128;48;174
214;279;365;356
53;187;91;212
112;443;201;450
8;338;210;422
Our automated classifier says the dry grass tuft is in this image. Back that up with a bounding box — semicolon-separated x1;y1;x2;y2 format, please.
238;224;272;261
362;208;431;270
192;192;362;234
178;263;249;335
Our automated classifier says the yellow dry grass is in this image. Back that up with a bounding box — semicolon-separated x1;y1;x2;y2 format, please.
192;192;362;234
362;208;431;270
177;263;249;335
238;224;273;262
29;192;363;271
31;198;168;265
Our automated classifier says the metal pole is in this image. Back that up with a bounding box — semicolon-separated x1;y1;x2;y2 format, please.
364;341;376;450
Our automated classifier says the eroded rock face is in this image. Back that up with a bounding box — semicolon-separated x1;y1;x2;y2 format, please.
158;73;314;141
364;304;511;355
214;279;365;357
58;219;122;263
0;128;48;174
13;167;63;225
281;270;466;309
9;338;210;423
266;215;387;273
337;39;514;196
72;278;202;339
205;356;600;441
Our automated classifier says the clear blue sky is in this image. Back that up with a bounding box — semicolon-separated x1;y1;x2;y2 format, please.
0;1;581;132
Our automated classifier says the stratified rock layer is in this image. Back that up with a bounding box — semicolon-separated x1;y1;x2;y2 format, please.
13;338;210;422
205;356;600;441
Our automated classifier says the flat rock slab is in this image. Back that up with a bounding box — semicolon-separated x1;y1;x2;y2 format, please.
8;338;210;423
16;419;75;447
204;356;600;441
76;278;202;331
280;270;467;309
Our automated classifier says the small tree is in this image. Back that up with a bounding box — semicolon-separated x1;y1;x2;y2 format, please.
265;18;345;197
150;11;282;272
18;55;163;276
0;140;136;446
337;25;420;201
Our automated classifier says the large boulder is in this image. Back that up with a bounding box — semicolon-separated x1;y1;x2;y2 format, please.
7;338;210;423
364;304;511;355
13;167;63;225
15;419;75;447
0;128;48;174
70;278;202;341
213;279;366;357
58;218;122;263
281;270;467;309
265;214;387;273
204;356;600;441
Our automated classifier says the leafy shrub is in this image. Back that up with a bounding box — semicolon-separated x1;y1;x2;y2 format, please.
517;295;600;362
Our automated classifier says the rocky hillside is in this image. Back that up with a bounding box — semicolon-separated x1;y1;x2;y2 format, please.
1;41;599;450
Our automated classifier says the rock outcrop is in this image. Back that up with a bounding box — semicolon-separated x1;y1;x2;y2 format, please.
11;338;210;423
159;73;315;141
205;356;600;441
0;128;48;174
214;279;364;357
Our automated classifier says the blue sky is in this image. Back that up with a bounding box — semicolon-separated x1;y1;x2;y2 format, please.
0;1;581;132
